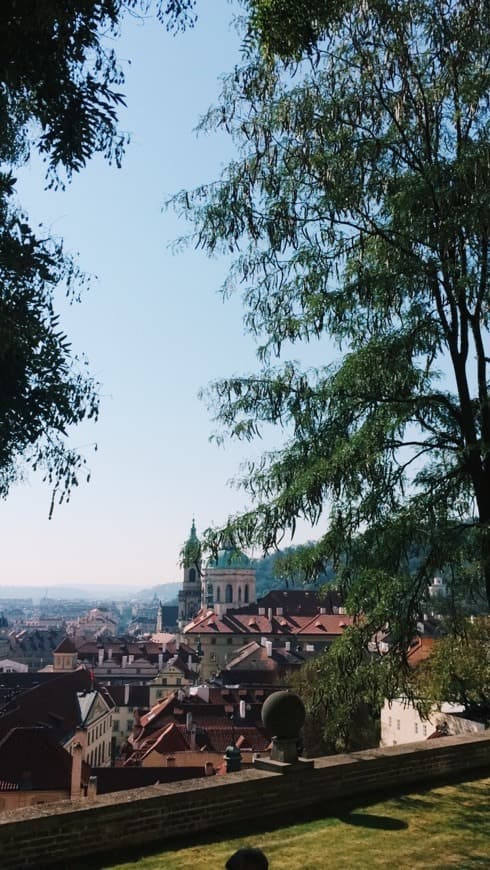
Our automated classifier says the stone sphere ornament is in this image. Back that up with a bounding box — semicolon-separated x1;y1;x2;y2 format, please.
261;690;306;739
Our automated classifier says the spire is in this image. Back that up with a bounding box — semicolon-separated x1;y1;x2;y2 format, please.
181;518;201;569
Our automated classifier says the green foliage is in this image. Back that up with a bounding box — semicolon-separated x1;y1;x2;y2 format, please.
248;0;342;59
414;617;490;716
251;544;331;595
170;0;490;736
172;0;490;715
0;1;194;507
289;628;396;752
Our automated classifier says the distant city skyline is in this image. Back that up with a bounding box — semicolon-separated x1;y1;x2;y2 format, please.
0;4;324;588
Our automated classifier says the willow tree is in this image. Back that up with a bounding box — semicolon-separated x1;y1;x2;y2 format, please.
173;0;490;688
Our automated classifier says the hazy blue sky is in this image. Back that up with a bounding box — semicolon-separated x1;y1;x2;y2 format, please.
0;2;324;589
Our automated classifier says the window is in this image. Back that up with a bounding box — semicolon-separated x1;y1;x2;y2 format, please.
113;720;119;731
238;586;242;602
216;586;221;602
128;706;134;712
114;707;120;713
211;638;216;645
388;716;392;727
396;720;400;730
176;678;182;685
414;722;418;735
423;725;427;736
161;678;167;685
244;585;249;603
127;719;133;731
226;584;233;603
227;638;233;645
189;567;196;582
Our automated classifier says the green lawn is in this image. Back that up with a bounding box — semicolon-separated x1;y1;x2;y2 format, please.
98;777;489;870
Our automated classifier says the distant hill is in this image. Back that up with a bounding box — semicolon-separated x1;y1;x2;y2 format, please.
252;547;334;597
135;583;181;604
0;583;170;603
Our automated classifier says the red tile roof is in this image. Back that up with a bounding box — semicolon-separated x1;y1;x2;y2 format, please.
407;636;436;667
0;667;111;741
0;727;73;791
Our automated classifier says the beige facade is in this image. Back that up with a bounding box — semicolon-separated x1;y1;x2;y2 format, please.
206;568;256;617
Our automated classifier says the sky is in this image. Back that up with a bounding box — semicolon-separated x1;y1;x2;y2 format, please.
0;2;323;590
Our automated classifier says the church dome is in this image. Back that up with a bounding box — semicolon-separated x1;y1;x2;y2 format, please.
207;544;250;569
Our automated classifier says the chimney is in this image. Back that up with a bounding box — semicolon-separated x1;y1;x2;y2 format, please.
108;647;113;660
70;727;86;800
285;641;291;652
239;700;246;719
128;654;134;664
97;648;104;666
276;607;283;616
124;684;130;705
166;756;176;768
186;712;193;732
87;776;98;800
158;653;163;669
258;607;265;616
190;725;197;750
260;636;267;647
187;654;192;669
267;608;273;621
121;655;128;668
319;607;326;615
265;640;273;657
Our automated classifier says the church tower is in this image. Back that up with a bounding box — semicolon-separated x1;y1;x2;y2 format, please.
177;519;202;628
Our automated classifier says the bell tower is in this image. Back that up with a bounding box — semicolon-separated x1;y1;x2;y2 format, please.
178;519;202;628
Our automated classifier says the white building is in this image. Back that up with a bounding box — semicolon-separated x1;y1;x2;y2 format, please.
380;697;485;747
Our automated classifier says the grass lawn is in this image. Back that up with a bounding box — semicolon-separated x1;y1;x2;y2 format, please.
97;777;490;870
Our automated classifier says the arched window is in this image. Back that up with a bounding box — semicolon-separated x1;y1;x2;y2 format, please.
189;567;196;582
226;584;233;603
216;586;221;602
238;586;242;602
244;584;249;603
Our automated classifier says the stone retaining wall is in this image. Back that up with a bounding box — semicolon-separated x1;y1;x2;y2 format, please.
0;731;489;869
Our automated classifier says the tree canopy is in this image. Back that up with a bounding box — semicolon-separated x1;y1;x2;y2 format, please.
0;0;195;508
414;616;490;717
172;0;490;711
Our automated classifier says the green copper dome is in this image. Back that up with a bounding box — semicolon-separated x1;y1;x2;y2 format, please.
207;544;250;569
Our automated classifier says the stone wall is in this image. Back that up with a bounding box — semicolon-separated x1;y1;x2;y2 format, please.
0;731;489;869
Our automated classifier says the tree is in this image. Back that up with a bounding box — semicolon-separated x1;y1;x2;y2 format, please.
171;0;490;709
414;616;490;717
0;1;195;508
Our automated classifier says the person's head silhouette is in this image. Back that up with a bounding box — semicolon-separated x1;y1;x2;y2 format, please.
226;847;269;870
